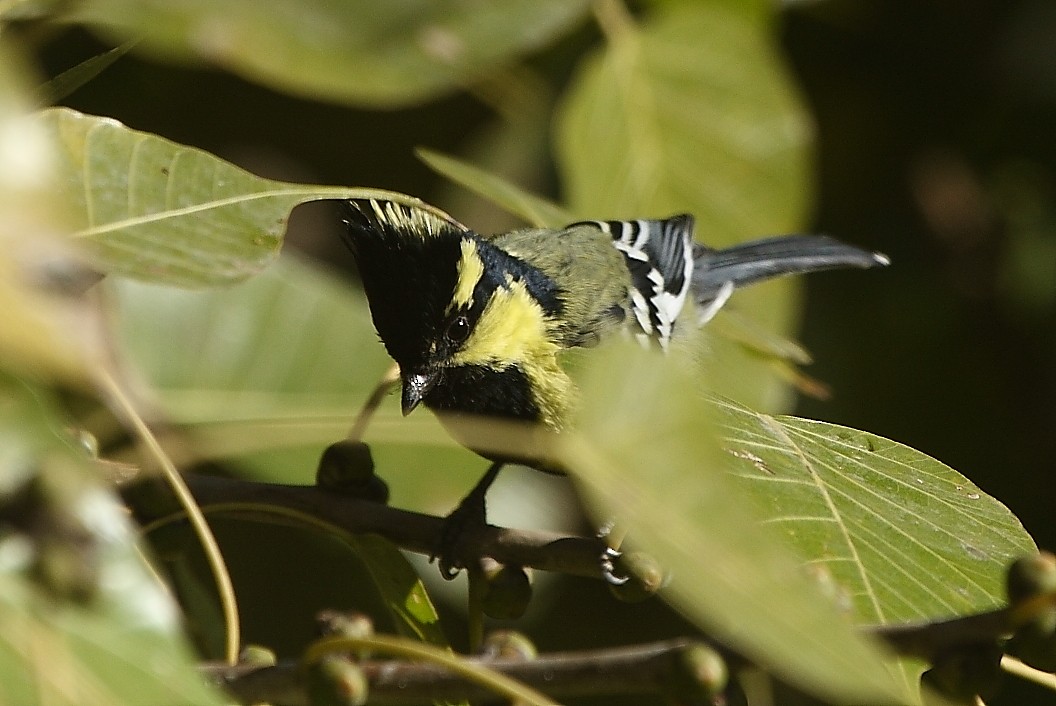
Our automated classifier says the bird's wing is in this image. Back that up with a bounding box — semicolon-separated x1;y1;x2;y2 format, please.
566;216;696;350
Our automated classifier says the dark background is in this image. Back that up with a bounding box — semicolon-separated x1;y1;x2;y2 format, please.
25;1;1056;703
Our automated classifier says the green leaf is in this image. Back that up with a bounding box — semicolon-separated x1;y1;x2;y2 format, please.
714;397;1036;626
556;2;817;410
72;0;591;107
417;148;571;229
565;343;912;705
335;535;449;648
557;2;810;233
0;375;228;706
110;255;389;427
41;107;452;287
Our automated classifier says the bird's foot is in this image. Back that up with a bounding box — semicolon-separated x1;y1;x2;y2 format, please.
432;461;503;579
433;492;489;580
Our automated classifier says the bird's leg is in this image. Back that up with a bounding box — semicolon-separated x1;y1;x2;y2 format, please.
435;461;504;580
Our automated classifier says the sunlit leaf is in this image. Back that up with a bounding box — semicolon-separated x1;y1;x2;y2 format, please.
41;107;452;287
713;397;1036;626
0;375;227;706
338;534;449;647
556;2;819;410
557;2;810;234
565;343;911;704
72;0;591;107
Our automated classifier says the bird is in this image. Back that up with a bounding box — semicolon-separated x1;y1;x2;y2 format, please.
342;199;887;577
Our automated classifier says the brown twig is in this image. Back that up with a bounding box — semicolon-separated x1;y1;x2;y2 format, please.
133;473;1056;694
171;473;612;580
205;638;717;706
870;608;1012;661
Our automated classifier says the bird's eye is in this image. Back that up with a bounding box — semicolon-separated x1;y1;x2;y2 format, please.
446;315;470;344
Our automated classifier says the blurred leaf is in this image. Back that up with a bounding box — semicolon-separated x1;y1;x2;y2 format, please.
708;309;812;365
0;223;103;387
0;375;227;706
0;49;48;177
556;2;817;410
40;107;452;287
992;162;1056;314
72;0;591;107
565;343;912;704
417;147;570;229
0;233;103;393
714;397;1036;626
0;52;100;385
557;1;810;232
110;255;389;433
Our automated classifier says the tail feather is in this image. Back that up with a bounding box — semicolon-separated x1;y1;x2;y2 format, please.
692;235;888;308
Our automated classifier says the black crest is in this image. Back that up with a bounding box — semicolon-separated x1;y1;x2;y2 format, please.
343;200;470;370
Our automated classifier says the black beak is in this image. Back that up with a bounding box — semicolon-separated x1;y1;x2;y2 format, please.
401;371;436;416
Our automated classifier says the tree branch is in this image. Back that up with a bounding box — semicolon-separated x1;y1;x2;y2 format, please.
169;474;1033;657
204;637;718;706
170;473;612;580
132;472;1056;696
872;608;1012;661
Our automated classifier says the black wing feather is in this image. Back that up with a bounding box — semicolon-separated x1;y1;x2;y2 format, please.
568;215;696;348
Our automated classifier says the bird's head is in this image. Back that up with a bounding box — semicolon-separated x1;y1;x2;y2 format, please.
344;200;566;425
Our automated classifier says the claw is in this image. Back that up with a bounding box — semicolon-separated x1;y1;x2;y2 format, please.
433;513;475;579
432;506;479;580
437;556;462;580
601;546;630;585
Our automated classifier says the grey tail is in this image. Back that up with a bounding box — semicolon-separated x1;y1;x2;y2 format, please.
691;235;888;310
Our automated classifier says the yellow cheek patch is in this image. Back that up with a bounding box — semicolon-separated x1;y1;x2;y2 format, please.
452;279;555;366
451;278;571;428
450;239;484;312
